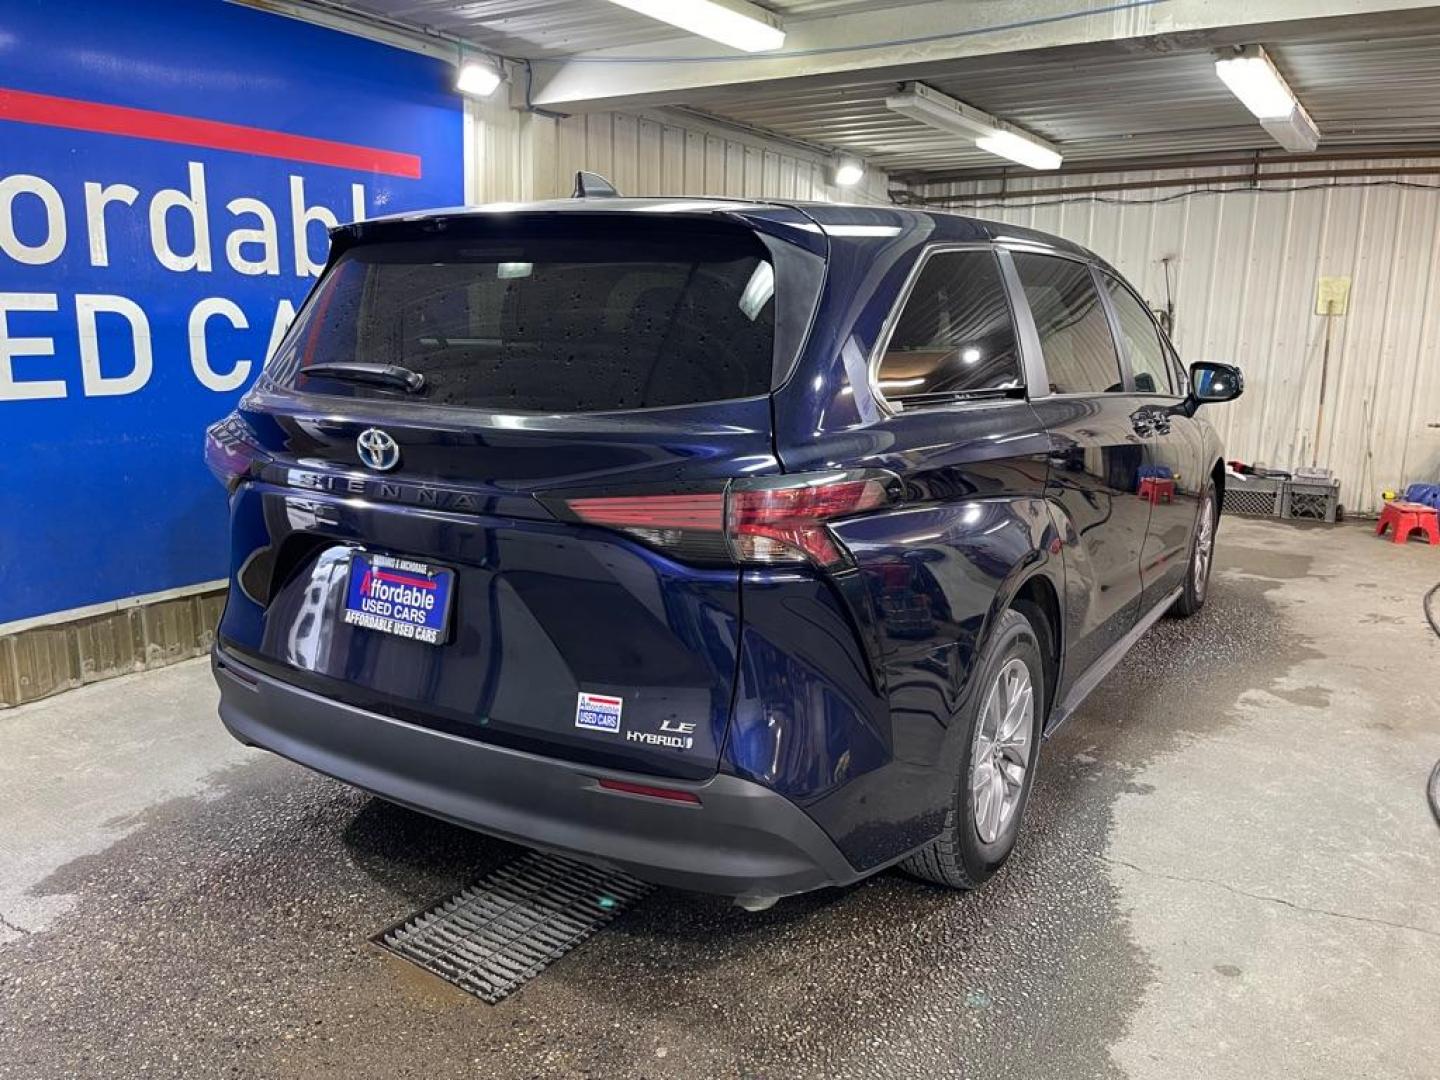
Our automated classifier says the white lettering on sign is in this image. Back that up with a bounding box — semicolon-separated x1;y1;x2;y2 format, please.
290;175;333;278
363;578;438;609
0;175;67;266
83;182;140;268
0;160;369;399
2;163;366;278
77;293;152;397
341;608;440;644
189;297;250;392
149;162;213;274
0;293;301;399
0;292;64;400
224;197;280;276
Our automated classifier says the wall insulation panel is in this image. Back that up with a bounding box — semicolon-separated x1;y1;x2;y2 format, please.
467;97;891;206
918;162;1440;515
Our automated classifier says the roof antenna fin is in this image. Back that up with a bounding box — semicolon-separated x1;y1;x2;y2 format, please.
572;171;620;199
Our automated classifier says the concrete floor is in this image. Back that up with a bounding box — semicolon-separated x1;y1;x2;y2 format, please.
1;517;1437;1079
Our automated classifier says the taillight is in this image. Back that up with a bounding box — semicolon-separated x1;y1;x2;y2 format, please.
565;491;730;564
727;476;891;568
203;415;272;493
555;471;897;570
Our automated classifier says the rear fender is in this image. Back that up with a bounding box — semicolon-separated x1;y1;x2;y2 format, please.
737;495;1059;870
724;569;892;805
836;495;1056;760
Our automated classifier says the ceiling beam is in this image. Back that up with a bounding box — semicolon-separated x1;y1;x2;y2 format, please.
526;0;1440;112
893;143;1440;185
907;162;1440;203
232;0;462;62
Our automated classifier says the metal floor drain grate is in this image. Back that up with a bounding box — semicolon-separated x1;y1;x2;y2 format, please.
376;850;653;1003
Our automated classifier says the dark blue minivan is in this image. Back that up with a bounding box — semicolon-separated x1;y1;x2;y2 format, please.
206;196;1241;908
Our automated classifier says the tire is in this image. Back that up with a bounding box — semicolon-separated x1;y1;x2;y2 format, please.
903;608;1045;890
1170;486;1217;618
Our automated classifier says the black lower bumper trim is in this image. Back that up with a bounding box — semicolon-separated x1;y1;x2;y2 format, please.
213;647;861;899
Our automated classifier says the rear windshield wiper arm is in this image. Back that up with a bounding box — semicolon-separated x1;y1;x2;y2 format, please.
302;361;425;394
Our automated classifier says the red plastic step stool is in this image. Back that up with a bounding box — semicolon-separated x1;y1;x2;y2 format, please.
1375;501;1440;545
1139;476;1175;505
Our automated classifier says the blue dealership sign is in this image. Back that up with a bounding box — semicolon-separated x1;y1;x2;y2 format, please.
0;0;464;623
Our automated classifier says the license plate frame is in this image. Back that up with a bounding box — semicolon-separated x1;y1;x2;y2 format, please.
342;552;454;645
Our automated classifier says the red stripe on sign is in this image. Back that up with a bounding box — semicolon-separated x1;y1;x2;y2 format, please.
0;87;422;179
376;571;435;589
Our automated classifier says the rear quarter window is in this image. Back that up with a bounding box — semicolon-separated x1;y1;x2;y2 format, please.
876;249;1022;407
266;221;779;413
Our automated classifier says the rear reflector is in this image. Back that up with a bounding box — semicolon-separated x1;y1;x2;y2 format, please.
558;472;897;570
598;778;702;804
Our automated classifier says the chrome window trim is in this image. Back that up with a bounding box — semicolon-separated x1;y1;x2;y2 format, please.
865;242;1025;418
994;241;1092;265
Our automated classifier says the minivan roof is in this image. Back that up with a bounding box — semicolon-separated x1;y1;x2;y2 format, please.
340;197;1103;266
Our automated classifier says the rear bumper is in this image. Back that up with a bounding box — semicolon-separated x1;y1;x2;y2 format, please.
212;647;863;900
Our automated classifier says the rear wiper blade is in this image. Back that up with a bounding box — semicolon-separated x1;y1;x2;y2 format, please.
303;361;425;393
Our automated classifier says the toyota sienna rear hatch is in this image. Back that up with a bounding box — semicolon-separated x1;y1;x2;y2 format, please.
210;208;826;781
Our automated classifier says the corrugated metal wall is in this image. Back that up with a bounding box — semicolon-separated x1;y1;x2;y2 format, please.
466;97;892;207
918;162;1440;515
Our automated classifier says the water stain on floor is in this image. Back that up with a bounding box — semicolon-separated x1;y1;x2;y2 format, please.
1217;542;1316;582
1271;685;1333;709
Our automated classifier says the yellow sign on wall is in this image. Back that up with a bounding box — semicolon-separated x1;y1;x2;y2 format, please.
1316;276;1352;315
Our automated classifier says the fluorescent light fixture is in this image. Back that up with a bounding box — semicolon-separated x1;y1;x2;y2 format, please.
885;83;999;140
885;82;1062;171
832;156;865;187
975;131;1062;171
1214;46;1295;119
1214;46;1320;152
600;0;785;52
456;61;502;98
1261;107;1320;152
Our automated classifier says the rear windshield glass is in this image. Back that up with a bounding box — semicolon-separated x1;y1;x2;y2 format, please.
267;222;777;413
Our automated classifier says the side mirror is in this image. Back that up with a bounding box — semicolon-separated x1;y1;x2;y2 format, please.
1171;361;1242;417
1186;361;1243;411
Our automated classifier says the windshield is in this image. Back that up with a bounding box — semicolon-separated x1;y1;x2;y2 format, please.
265;222;778;413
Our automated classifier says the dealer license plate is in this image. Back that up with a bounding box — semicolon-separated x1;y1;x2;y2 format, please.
342;552;454;645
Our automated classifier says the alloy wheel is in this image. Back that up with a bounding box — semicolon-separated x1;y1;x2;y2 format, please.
969;657;1035;844
1194;495;1216;602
